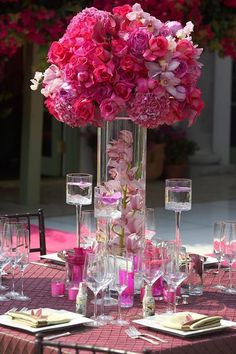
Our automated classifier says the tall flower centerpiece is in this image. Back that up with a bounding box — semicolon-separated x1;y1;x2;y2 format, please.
31;3;204;254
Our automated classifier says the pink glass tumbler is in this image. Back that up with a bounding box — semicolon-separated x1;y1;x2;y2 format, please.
65;248;86;285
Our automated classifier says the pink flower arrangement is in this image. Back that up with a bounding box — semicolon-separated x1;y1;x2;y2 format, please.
31;3;204;129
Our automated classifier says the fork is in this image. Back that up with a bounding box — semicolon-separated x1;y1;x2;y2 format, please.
128;326;168;343
125;328;159;345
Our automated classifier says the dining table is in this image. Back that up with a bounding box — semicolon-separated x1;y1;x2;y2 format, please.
0;260;235;354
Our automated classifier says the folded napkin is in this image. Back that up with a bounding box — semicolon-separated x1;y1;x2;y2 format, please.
7;309;72;328
162;312;222;331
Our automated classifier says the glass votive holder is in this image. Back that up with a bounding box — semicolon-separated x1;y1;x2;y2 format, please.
68;282;79;301
51;279;65;297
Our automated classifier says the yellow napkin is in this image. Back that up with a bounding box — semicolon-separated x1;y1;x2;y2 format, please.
162;312;222;331
7;309;72;328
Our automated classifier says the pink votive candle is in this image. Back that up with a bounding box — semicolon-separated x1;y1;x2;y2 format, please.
51;279;65;297
68;283;79;301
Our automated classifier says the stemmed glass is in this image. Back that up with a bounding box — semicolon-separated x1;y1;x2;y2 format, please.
80;210;97;250
66;173;93;247
94;185;122;306
221;221;236;294
0;218;11;301
163;240;188;313
83;252;112;327
142;239;164;288
145;207;158;241
212;221;226;290
111;252;129;326
4;221;26;299
165;178;192;249
16;228;30;301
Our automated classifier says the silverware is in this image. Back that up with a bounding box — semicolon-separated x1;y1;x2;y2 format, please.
125;328;159;345
128;326;168;343
44;332;71;340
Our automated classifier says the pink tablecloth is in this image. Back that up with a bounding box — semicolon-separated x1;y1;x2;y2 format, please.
0;263;235;354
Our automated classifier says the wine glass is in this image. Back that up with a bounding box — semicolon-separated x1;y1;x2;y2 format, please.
142;239;164;288
163;240;188;313
83;252;112;327
111;252;129;326
165;178;192;249
80;210;97;250
4;221;26;299
221;221;236;294
66;173;93;247
16;228;30;301
94;185;122;306
145;207;158;241
212;221;226;290
0;217;11;301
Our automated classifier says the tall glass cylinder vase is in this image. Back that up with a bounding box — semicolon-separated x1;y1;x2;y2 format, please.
97;117;147;255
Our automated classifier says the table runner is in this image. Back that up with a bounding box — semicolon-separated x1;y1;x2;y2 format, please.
0;264;235;354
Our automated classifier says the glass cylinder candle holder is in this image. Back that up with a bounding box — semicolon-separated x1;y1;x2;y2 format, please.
68;282;79;301
120;255;134;308
51;279;65;297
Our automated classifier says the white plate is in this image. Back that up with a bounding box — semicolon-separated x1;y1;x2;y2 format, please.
204;255;218;266
0;308;93;333
40;253;65;264
133;314;236;338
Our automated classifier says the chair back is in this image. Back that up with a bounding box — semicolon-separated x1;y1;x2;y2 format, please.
2;208;46;255
35;333;138;354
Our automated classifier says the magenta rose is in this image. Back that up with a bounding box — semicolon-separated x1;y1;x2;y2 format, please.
73;98;95;123
176;39;195;58
90;83;113;103
114;82;132;100
100;98;120;121
187;88;204;114
144;36;168;61
120;54;138;72
48;42;71;68
128;28;150;56
113;4;132;16
93;62;114;83
112;38;128;57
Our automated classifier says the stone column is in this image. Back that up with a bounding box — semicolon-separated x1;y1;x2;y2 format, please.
187;51;233;175
19;44;43;205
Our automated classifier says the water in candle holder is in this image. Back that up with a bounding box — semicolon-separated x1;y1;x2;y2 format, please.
66;182;92;205
165;186;191;211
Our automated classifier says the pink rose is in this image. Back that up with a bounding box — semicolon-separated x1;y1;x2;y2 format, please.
112;38;128;57
48;42;71;68
114;82;132;100
113;4;132;16
187;88;204;114
73;98;95;123
95;46;111;62
120;55;139;72
128;28;150;56
100;98;120;121
45;97;61;122
91;83;113;103
93;62;114;83
176;39;195;58
144;36;168;61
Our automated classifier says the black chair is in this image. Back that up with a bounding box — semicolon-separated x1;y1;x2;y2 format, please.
2;208;46;255
35;333;138;354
